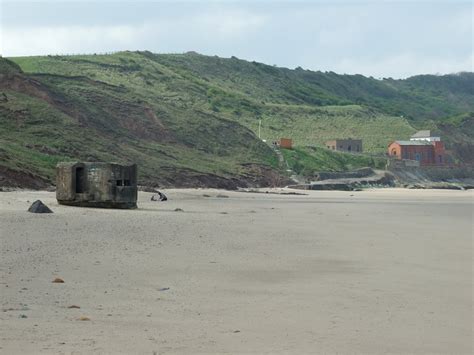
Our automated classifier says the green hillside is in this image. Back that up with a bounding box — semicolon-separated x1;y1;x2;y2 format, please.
1;51;473;188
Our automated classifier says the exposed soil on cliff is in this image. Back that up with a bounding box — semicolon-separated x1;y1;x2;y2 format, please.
0;166;52;190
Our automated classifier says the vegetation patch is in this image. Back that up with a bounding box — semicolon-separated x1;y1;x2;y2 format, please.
281;147;387;176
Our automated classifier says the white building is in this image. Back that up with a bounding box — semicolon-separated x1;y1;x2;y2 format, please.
410;130;441;142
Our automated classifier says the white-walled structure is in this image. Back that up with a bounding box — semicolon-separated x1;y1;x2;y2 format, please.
410;130;441;142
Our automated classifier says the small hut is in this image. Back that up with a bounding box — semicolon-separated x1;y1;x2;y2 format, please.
325;138;362;153
279;138;293;149
56;162;137;209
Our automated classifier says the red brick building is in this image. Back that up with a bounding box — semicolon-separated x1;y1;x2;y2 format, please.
388;140;446;166
279;138;293;149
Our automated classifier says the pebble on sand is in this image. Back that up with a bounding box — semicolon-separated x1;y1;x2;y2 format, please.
52;278;65;283
78;316;91;321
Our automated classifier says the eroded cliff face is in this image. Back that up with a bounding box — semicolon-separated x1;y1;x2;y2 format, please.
0;56;281;189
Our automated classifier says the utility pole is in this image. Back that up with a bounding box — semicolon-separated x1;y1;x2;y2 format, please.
258;119;262;139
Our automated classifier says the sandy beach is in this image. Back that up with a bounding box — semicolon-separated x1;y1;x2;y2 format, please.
0;188;472;354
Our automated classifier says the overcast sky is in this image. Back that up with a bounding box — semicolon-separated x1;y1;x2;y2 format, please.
0;0;472;78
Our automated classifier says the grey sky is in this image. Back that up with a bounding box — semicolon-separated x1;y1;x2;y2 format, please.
1;0;472;78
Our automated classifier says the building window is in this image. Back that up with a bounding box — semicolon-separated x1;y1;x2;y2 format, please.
116;179;131;186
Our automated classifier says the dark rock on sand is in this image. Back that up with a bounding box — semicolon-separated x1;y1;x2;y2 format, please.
151;191;168;201
28;200;53;213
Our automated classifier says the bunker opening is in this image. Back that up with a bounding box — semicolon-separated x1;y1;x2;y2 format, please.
75;167;86;193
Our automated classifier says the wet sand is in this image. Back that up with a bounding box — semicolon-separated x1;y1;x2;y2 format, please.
0;188;472;354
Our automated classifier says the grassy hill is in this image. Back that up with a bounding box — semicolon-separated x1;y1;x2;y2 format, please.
1;51;473;188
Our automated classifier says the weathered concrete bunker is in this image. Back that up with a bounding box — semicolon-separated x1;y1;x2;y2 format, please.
56;162;137;209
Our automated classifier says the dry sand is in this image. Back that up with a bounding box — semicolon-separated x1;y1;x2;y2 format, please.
0;188;472;354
